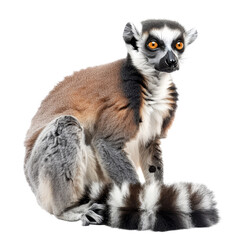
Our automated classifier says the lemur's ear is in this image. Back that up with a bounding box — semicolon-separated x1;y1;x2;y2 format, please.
185;28;198;45
123;22;141;50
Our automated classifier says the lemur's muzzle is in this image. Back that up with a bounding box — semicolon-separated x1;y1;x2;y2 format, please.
157;51;179;73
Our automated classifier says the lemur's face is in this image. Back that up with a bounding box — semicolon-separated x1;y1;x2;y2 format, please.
123;20;197;75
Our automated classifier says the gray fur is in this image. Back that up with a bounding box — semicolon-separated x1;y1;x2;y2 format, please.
123;23;135;43
93;138;139;186
123;22;140;44
25;115;85;215
25;114;139;218
185;28;198;45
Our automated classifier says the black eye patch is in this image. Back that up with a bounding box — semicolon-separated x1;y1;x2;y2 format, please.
145;35;165;51
172;36;185;53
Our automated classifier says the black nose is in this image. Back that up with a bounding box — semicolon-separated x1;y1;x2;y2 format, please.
165;51;178;68
166;58;177;67
157;50;179;73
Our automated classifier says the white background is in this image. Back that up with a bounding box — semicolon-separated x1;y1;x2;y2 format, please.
0;0;239;239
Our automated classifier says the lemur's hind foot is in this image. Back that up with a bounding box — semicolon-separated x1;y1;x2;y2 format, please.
58;202;105;225
80;203;106;226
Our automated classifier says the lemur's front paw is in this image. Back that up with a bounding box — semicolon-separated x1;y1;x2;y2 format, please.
149;165;157;173
149;165;162;172
148;165;163;182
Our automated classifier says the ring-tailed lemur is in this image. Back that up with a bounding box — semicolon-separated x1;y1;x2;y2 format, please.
24;19;219;231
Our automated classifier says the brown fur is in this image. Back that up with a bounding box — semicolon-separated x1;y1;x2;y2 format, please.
158;185;178;211
24;59;139;164
125;183;143;208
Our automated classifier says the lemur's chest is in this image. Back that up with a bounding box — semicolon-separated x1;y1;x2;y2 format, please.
124;75;175;164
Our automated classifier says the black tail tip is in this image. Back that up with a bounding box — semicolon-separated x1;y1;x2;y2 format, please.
191;208;219;228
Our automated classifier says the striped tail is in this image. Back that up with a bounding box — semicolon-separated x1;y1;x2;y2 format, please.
77;181;219;231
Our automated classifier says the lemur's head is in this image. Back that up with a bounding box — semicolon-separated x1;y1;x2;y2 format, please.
123;19;197;75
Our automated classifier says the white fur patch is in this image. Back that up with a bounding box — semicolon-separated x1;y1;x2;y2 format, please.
139;182;160;230
174;183;191;213
107;182;130;228
108;182;129;207
140;182;160;210
90;182;104;199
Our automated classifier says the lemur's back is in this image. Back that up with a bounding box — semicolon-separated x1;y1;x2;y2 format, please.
25;59;129;162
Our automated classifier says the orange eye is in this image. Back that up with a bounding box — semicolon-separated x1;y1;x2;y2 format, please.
147;41;158;50
176;41;184;50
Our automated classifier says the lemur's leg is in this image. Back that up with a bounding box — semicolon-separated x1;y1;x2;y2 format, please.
139;107;176;182
93;138;139;186
139;137;163;183
25;115;104;223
